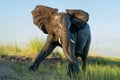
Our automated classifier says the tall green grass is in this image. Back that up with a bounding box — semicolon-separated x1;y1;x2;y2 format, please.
0;42;22;56
26;37;45;58
0;37;45;58
12;61;120;80
84;64;120;80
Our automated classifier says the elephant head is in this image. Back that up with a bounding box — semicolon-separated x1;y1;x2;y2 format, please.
31;5;58;34
31;5;89;34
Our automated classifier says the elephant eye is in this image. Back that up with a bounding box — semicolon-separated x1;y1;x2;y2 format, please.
52;33;55;37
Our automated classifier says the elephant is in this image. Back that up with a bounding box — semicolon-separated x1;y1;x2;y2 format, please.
30;5;91;76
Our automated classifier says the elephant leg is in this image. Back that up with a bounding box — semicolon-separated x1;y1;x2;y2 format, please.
67;39;79;77
81;55;87;70
81;35;91;70
30;35;56;71
68;58;79;77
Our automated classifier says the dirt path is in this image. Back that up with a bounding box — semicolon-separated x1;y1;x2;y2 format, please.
0;60;20;80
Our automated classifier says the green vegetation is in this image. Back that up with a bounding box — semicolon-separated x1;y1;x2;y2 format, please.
0;37;120;80
0;37;45;58
11;60;120;80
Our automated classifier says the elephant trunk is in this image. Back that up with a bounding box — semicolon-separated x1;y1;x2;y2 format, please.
58;15;75;63
62;32;74;63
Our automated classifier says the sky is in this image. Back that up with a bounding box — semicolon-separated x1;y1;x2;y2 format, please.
0;0;120;58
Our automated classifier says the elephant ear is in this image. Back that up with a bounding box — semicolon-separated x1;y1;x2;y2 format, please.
66;9;89;23
31;5;58;34
66;9;89;33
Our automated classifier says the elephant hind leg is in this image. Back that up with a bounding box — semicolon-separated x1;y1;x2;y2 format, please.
81;55;87;70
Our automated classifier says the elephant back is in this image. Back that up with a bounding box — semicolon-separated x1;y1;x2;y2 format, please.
66;9;89;23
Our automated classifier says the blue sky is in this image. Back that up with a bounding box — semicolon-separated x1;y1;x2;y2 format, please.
0;0;120;57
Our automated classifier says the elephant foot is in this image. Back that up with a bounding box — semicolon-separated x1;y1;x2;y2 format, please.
67;70;79;78
29;64;38;71
67;63;79;77
82;66;86;72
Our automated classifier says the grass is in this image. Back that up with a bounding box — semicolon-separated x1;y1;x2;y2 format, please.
0;37;120;80
11;60;120;80
0;37;45;58
86;64;120;80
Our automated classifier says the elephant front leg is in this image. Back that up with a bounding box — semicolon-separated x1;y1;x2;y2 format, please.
67;58;79;77
29;35;56;71
67;39;79;77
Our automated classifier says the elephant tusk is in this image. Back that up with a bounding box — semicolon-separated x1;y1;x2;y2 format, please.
59;38;61;44
70;39;75;43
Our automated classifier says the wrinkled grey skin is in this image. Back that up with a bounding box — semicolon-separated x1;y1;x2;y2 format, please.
30;12;91;76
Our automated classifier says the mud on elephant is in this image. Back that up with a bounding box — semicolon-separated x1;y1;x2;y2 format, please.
30;5;91;76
